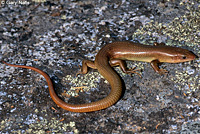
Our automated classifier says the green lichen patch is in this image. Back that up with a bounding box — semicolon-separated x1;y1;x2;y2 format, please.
61;71;105;97
133;2;200;50
170;69;199;93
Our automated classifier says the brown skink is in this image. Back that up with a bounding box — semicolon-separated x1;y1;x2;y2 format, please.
2;41;196;112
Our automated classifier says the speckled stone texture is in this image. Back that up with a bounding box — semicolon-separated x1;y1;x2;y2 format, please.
0;0;199;133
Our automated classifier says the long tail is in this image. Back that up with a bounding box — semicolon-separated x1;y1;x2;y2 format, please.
2;61;122;112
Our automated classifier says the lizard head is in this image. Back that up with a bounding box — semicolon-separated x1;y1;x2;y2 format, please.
160;47;197;63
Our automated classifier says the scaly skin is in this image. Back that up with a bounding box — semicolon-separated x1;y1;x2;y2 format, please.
2;41;196;112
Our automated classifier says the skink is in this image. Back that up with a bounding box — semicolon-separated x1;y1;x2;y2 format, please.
2;41;196;112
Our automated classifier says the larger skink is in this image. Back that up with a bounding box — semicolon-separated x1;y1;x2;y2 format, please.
2;41;196;112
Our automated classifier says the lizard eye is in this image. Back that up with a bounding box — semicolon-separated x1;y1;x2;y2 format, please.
182;56;187;59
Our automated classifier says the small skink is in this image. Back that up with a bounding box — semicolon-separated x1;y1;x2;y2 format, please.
2;41;196;112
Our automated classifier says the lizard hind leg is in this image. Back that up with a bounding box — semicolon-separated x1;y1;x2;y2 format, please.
76;60;97;76
109;59;142;78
